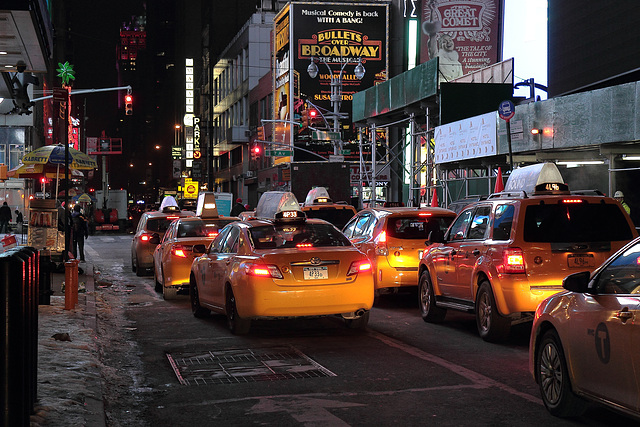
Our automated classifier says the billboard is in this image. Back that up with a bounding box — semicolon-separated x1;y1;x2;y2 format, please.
420;0;503;82
275;2;389;155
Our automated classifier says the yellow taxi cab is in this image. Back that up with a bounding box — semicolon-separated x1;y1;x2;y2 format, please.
419;163;638;342
152;193;239;300
342;206;456;296
188;191;374;334
131;196;194;276
300;187;357;229
530;235;640;420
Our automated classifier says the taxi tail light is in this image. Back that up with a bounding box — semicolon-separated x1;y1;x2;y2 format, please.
172;245;190;258
374;230;388;256
247;264;283;279
207;231;219;238
347;259;373;276
140;232;154;242
503;248;525;273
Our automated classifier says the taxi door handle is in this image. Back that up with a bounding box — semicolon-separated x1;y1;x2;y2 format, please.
616;307;633;322
225;258;232;265
472;249;480;257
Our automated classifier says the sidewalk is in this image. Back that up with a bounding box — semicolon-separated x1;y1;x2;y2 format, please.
30;260;107;427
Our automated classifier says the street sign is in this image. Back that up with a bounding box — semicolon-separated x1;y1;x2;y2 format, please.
329;155;344;162
266;150;293;156
340;149;351;155
312;131;341;141
498;100;515;121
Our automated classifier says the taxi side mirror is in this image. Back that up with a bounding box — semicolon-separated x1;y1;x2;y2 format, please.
192;244;207;254
562;271;591;293
149;234;160;245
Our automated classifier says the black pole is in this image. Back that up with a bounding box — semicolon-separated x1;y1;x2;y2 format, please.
506;119;513;171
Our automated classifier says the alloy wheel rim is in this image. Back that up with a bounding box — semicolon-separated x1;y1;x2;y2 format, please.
479;292;490;331
540;342;562;404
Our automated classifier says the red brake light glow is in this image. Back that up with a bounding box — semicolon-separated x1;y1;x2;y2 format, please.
418;212;432;216
247;264;284;279
207;231;219;238
503;248;525;273
561;199;583;204
376;230;387;244
347;260;373;276
172;248;187;258
140;233;151;242
296;243;313;248
166;216;179;219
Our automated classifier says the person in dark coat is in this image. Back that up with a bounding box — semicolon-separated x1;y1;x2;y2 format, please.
72;205;89;261
0;202;11;233
230;198;246;216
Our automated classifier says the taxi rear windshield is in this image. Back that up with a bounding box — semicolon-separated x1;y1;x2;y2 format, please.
386;217;453;239
250;223;351;249
146;218;179;233
523;203;633;243
302;207;356;229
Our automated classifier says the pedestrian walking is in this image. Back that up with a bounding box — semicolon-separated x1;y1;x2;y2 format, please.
0;202;11;233
15;209;23;233
72;205;89;261
230;198;246;216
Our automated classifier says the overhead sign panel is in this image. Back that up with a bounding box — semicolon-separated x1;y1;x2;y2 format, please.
434;111;497;164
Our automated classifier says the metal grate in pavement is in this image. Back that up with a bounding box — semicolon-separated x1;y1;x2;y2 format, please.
166;346;336;385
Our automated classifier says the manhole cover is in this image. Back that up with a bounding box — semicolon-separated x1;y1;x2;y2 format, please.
166;346;336;385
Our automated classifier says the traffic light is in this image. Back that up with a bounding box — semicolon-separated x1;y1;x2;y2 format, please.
256;126;265;141
308;108;320;127
251;143;262;160
300;109;309;128
125;94;133;115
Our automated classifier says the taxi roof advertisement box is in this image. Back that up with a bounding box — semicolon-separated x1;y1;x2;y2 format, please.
275;2;389;146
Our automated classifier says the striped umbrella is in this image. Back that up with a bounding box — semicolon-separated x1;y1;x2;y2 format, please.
22;144;97;170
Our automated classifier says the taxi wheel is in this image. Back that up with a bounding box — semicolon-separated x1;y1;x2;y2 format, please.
475;281;511;342
418;271;446;323
131;254;137;273
190;278;210;318
344;311;369;329
536;330;588;417
226;288;251;335
153;266;162;292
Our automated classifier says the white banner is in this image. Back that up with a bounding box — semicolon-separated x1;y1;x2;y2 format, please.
434;112;497;164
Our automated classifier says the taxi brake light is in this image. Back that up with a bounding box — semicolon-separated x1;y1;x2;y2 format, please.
374;230;388;256
418;212;432;216
347;260;373;276
296;243;313;248
247;264;284;279
140;233;152;242
561;199;584;204
207;231;219;238
503;248;525;273
172;248;188;258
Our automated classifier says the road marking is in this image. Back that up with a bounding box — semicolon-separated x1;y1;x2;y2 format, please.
367;330;542;405
248;397;363;426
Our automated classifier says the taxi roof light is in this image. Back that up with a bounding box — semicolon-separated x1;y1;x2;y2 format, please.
255;191;305;223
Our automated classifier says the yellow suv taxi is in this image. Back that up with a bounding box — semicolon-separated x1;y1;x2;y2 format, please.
419;163;638;342
343;206;456;296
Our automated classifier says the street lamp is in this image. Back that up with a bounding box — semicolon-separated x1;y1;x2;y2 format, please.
307;57;365;155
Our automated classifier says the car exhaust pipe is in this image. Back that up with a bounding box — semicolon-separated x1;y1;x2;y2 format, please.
355;309;366;317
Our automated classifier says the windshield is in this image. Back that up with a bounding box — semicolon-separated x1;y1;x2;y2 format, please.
303;208;356;229
146;217;179;233
249;222;351;249
386;216;453;240
523;203;633;242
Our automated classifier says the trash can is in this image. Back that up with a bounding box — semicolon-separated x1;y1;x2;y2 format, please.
0;248;36;427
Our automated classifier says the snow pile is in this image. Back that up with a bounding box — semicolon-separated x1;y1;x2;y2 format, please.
31;296;103;426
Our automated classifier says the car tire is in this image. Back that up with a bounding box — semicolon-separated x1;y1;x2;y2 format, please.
475;280;511;342
135;256;145;277
536;330;588;417
162;285;178;300
190;276;210;318
131;254;137;273
154;265;162;292
418;271;446;323
226;287;250;335
344;311;369;329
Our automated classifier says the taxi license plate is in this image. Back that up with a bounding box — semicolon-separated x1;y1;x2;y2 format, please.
304;266;328;280
567;254;595;268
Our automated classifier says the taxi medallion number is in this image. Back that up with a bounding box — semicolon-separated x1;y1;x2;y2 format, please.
567;254;595;268
304;266;328;280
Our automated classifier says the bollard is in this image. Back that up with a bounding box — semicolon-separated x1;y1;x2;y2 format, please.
38;250;53;305
64;260;79;310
